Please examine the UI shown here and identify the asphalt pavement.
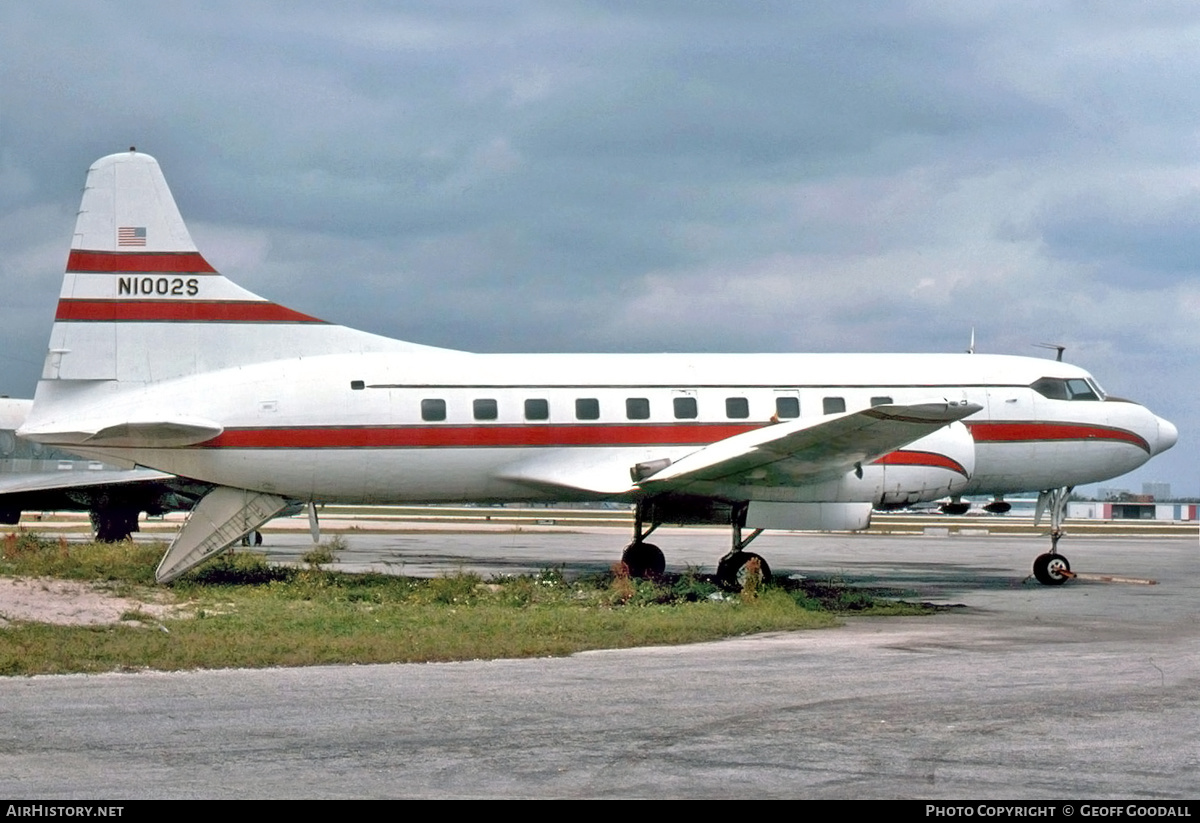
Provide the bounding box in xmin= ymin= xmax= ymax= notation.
xmin=1 ymin=528 xmax=1197 ymax=798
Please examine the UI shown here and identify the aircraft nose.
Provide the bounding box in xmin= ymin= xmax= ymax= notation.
xmin=1153 ymin=415 xmax=1178 ymax=455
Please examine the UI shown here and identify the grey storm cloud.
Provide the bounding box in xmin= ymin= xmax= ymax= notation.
xmin=1 ymin=1 xmax=1196 ymax=494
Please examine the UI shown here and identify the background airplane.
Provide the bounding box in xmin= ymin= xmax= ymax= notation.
xmin=17 ymin=151 xmax=1177 ymax=586
xmin=0 ymin=397 xmax=207 ymax=540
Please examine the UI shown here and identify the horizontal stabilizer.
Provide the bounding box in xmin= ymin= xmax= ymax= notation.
xmin=19 ymin=417 xmax=223 ymax=449
xmin=639 ymin=401 xmax=981 ymax=492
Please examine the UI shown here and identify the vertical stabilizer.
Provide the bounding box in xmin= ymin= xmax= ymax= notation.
xmin=43 ymin=150 xmax=441 ymax=389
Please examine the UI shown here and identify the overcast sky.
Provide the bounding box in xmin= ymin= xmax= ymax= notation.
xmin=1 ymin=1 xmax=1195 ymax=496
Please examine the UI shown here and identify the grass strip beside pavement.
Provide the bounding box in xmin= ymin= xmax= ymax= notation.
xmin=0 ymin=532 xmax=932 ymax=676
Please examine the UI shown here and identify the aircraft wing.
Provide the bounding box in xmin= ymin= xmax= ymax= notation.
xmin=499 ymin=401 xmax=979 ymax=497
xmin=638 ymin=402 xmax=980 ymax=492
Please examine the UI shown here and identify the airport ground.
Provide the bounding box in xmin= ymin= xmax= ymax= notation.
xmin=1 ymin=510 xmax=1197 ymax=798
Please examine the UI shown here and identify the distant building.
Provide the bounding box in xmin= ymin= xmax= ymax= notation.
xmin=1142 ymin=481 xmax=1171 ymax=500
xmin=1068 ymin=501 xmax=1197 ymax=521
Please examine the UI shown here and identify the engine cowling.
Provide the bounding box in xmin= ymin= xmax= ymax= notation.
xmin=871 ymin=421 xmax=976 ymax=508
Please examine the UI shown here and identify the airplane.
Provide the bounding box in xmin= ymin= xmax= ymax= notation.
xmin=0 ymin=396 xmax=208 ymax=540
xmin=16 ymin=150 xmax=1178 ymax=586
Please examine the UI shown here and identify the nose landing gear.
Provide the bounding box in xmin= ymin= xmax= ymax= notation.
xmin=1032 ymin=486 xmax=1075 ymax=586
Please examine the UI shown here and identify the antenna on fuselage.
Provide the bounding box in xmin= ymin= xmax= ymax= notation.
xmin=1035 ymin=342 xmax=1066 ymax=362
xmin=966 ymin=328 xmax=975 ymax=354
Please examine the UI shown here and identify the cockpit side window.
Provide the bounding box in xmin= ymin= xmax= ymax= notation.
xmin=1032 ymin=377 xmax=1101 ymax=401
xmin=1031 ymin=378 xmax=1068 ymax=400
xmin=1065 ymin=379 xmax=1099 ymax=400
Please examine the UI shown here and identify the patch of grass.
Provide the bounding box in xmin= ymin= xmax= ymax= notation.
xmin=0 ymin=538 xmax=936 ymax=675
xmin=0 ymin=531 xmax=161 ymax=584
xmin=183 ymin=551 xmax=294 ymax=586
xmin=301 ymin=533 xmax=348 ymax=569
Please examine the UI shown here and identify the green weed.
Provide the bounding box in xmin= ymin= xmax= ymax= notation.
xmin=0 ymin=546 xmax=934 ymax=675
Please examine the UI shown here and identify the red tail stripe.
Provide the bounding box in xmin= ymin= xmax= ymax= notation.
xmin=67 ymin=250 xmax=217 ymax=273
xmin=55 ymin=300 xmax=324 ymax=323
xmin=967 ymin=421 xmax=1149 ymax=453
xmin=872 ymin=450 xmax=968 ymax=477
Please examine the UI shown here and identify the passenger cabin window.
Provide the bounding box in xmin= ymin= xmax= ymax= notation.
xmin=673 ymin=397 xmax=697 ymax=419
xmin=473 ymin=399 xmax=498 ymax=421
xmin=1031 ymin=377 xmax=1101 ymax=401
xmin=421 ymin=399 xmax=446 ymax=421
xmin=626 ymin=398 xmax=650 ymax=420
xmin=575 ymin=398 xmax=600 ymax=420
xmin=725 ymin=397 xmax=749 ymax=419
xmin=823 ymin=397 xmax=846 ymax=414
xmin=871 ymin=396 xmax=893 ymax=406
xmin=350 ymin=380 xmax=365 ymax=391
xmin=774 ymin=397 xmax=799 ymax=419
xmin=525 ymin=398 xmax=549 ymax=420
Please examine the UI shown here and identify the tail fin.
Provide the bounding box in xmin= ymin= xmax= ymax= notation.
xmin=43 ymin=149 xmax=439 ymax=386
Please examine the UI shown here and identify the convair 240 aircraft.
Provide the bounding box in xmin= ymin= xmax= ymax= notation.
xmin=18 ymin=150 xmax=1178 ymax=585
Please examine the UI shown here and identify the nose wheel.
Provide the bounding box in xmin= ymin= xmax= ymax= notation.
xmin=1033 ymin=552 xmax=1072 ymax=585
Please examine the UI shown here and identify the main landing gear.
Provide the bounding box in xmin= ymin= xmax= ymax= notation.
xmin=1032 ymin=486 xmax=1074 ymax=586
xmin=621 ymin=503 xmax=666 ymax=578
xmin=716 ymin=502 xmax=772 ymax=590
xmin=622 ymin=500 xmax=772 ymax=590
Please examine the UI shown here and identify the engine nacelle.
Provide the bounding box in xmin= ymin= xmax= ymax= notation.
xmin=871 ymin=421 xmax=976 ymax=508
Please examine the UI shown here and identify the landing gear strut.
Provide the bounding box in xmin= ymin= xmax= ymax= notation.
xmin=1032 ymin=486 xmax=1074 ymax=586
xmin=90 ymin=506 xmax=140 ymax=542
xmin=716 ymin=502 xmax=772 ymax=590
xmin=621 ymin=501 xmax=665 ymax=578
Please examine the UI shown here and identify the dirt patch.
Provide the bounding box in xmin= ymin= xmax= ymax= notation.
xmin=0 ymin=577 xmax=181 ymax=626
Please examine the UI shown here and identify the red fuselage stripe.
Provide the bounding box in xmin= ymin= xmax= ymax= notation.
xmin=967 ymin=421 xmax=1149 ymax=453
xmin=54 ymin=300 xmax=325 ymax=323
xmin=202 ymin=423 xmax=761 ymax=449
xmin=193 ymin=420 xmax=1145 ymax=458
xmin=67 ymin=250 xmax=217 ymax=273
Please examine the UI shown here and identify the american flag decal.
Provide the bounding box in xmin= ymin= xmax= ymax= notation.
xmin=118 ymin=226 xmax=147 ymax=247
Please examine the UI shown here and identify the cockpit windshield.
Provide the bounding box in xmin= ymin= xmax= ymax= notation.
xmin=1031 ymin=377 xmax=1103 ymax=401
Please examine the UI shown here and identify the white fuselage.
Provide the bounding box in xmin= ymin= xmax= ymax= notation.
xmin=38 ymin=350 xmax=1175 ymax=505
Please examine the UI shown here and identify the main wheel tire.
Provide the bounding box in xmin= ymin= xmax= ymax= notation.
xmin=717 ymin=552 xmax=772 ymax=591
xmin=92 ymin=508 xmax=139 ymax=542
xmin=621 ymin=542 xmax=666 ymax=578
xmin=1033 ymin=552 xmax=1071 ymax=586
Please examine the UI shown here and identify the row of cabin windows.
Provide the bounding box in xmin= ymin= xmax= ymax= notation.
xmin=407 ymin=394 xmax=894 ymax=423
